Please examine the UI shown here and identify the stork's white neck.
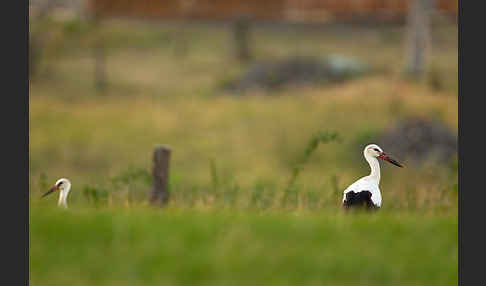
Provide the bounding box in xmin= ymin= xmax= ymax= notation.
xmin=58 ymin=184 xmax=71 ymax=208
xmin=364 ymin=152 xmax=381 ymax=184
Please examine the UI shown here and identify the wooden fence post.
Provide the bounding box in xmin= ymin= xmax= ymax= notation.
xmin=150 ymin=145 xmax=171 ymax=206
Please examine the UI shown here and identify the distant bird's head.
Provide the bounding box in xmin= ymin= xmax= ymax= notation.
xmin=42 ymin=178 xmax=71 ymax=198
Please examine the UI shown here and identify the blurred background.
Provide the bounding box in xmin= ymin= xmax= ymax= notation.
xmin=29 ymin=0 xmax=458 ymax=285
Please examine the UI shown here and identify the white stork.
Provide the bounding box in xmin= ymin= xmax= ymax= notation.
xmin=342 ymin=144 xmax=403 ymax=209
xmin=41 ymin=178 xmax=72 ymax=208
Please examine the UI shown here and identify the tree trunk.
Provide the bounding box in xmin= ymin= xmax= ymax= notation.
xmin=233 ymin=18 xmax=252 ymax=63
xmin=93 ymin=15 xmax=107 ymax=92
xmin=405 ymin=0 xmax=434 ymax=78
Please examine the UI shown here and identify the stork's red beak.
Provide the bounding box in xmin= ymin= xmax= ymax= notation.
xmin=378 ymin=152 xmax=404 ymax=168
xmin=42 ymin=185 xmax=59 ymax=198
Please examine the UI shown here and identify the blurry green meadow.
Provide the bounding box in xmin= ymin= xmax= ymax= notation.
xmin=30 ymin=18 xmax=457 ymax=285
xmin=31 ymin=207 xmax=457 ymax=286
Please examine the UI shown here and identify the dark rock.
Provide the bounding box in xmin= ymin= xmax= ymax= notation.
xmin=225 ymin=55 xmax=369 ymax=92
xmin=377 ymin=117 xmax=457 ymax=164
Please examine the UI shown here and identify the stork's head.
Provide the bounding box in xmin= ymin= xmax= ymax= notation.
xmin=364 ymin=144 xmax=404 ymax=167
xmin=42 ymin=178 xmax=71 ymax=198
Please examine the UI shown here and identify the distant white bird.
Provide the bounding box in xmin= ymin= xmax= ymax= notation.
xmin=41 ymin=178 xmax=72 ymax=208
xmin=342 ymin=144 xmax=403 ymax=209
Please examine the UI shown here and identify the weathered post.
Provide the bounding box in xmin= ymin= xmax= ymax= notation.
xmin=150 ymin=145 xmax=171 ymax=206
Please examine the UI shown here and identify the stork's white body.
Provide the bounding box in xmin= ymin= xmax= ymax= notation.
xmin=342 ymin=144 xmax=388 ymax=208
xmin=342 ymin=175 xmax=382 ymax=207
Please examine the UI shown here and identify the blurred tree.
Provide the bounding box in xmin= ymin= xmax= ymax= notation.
xmin=29 ymin=33 xmax=41 ymax=78
xmin=29 ymin=0 xmax=86 ymax=79
xmin=232 ymin=18 xmax=252 ymax=63
xmin=29 ymin=1 xmax=52 ymax=79
xmin=405 ymin=0 xmax=434 ymax=78
xmin=92 ymin=9 xmax=107 ymax=93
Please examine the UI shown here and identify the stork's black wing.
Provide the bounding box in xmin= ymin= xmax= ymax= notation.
xmin=342 ymin=191 xmax=379 ymax=210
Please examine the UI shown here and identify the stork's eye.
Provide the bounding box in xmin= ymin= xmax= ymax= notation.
xmin=57 ymin=182 xmax=63 ymax=186
xmin=373 ymin=148 xmax=379 ymax=152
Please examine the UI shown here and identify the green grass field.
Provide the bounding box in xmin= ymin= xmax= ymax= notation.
xmin=30 ymin=18 xmax=457 ymax=285
xmin=30 ymin=207 xmax=457 ymax=286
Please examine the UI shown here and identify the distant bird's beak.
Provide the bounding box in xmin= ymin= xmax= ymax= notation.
xmin=379 ymin=152 xmax=404 ymax=168
xmin=42 ymin=185 xmax=59 ymax=198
